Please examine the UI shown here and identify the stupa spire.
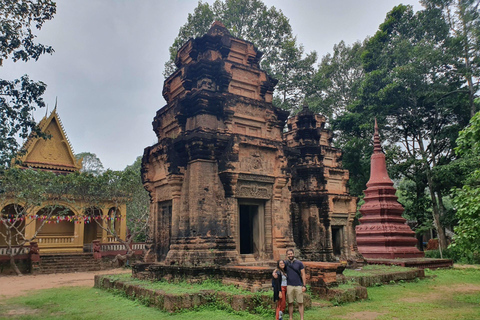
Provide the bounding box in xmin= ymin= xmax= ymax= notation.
xmin=355 ymin=120 xmax=424 ymax=259
xmin=373 ymin=118 xmax=382 ymax=154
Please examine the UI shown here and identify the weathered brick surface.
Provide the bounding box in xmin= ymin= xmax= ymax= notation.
xmin=326 ymin=286 xmax=368 ymax=303
xmin=366 ymin=258 xmax=452 ymax=270
xmin=94 ymin=274 xmax=311 ymax=313
xmin=344 ymin=269 xmax=425 ymax=287
xmin=285 ymin=107 xmax=362 ymax=263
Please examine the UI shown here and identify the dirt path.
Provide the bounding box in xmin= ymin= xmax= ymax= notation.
xmin=0 ymin=268 xmax=130 ymax=300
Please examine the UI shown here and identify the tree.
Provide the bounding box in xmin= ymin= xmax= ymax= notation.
xmin=306 ymin=40 xmax=365 ymax=122
xmin=302 ymin=40 xmax=367 ymax=196
xmin=272 ymin=38 xmax=317 ymax=113
xmin=166 ymin=0 xmax=316 ymax=111
xmin=336 ymin=5 xmax=470 ymax=250
xmin=0 ymin=168 xmax=72 ymax=275
xmin=71 ymin=162 xmax=149 ymax=266
xmin=75 ymin=152 xmax=104 ymax=176
xmin=451 ymin=111 xmax=480 ymax=260
xmin=91 ymin=168 xmax=149 ymax=265
xmin=0 ymin=0 xmax=56 ymax=168
xmin=123 ymin=157 xmax=150 ymax=242
xmin=421 ymin=0 xmax=480 ymax=117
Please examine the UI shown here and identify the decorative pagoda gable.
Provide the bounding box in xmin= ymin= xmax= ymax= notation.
xmin=16 ymin=108 xmax=82 ymax=173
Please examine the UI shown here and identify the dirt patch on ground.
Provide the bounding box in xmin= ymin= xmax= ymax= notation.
xmin=0 ymin=268 xmax=130 ymax=300
xmin=451 ymin=283 xmax=480 ymax=293
xmin=453 ymin=264 xmax=480 ymax=269
xmin=399 ymin=283 xmax=480 ymax=303
xmin=4 ymin=306 xmax=38 ymax=316
xmin=339 ymin=311 xmax=385 ymax=319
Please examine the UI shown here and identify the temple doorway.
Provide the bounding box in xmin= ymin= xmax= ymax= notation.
xmin=238 ymin=200 xmax=264 ymax=256
xmin=84 ymin=207 xmax=103 ymax=245
xmin=332 ymin=226 xmax=343 ymax=257
xmin=157 ymin=201 xmax=172 ymax=261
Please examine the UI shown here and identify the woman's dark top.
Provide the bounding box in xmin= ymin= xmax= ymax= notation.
xmin=272 ymin=270 xmax=284 ymax=301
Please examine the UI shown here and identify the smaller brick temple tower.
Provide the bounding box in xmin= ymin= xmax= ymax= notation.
xmin=355 ymin=120 xmax=424 ymax=259
xmin=285 ymin=105 xmax=361 ymax=262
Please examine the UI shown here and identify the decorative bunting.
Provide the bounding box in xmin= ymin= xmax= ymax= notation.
xmin=1 ymin=214 xmax=124 ymax=224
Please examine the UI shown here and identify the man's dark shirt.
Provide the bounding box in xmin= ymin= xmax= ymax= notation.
xmin=285 ymin=259 xmax=304 ymax=286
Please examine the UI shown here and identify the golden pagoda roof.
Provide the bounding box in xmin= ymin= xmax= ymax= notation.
xmin=16 ymin=106 xmax=82 ymax=173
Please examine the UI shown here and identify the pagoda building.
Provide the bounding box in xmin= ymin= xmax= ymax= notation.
xmin=1 ymin=108 xmax=127 ymax=253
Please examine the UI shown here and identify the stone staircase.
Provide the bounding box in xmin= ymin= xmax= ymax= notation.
xmin=237 ymin=254 xmax=275 ymax=267
xmin=35 ymin=253 xmax=105 ymax=274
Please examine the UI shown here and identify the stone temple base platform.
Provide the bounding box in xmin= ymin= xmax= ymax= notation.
xmin=133 ymin=261 xmax=345 ymax=293
xmin=95 ymin=273 xmax=312 ymax=313
xmin=366 ymin=257 xmax=453 ymax=269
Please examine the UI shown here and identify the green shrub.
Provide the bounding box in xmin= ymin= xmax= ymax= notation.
xmin=424 ymin=247 xmax=480 ymax=264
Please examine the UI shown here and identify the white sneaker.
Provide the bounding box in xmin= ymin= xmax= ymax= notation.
xmin=279 ymin=310 xmax=283 ymax=320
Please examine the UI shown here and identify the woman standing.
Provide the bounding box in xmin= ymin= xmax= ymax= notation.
xmin=272 ymin=260 xmax=287 ymax=320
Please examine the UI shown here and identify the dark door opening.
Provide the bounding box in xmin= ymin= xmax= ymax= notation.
xmin=158 ymin=201 xmax=172 ymax=261
xmin=239 ymin=205 xmax=257 ymax=254
xmin=332 ymin=227 xmax=342 ymax=256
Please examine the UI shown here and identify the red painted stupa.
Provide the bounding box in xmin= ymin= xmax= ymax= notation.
xmin=355 ymin=120 xmax=424 ymax=259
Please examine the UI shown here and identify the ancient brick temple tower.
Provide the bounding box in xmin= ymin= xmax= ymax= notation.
xmin=285 ymin=105 xmax=361 ymax=262
xmin=355 ymin=120 xmax=424 ymax=259
xmin=142 ymin=22 xmax=361 ymax=266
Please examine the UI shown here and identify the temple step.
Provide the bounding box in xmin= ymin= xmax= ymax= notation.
xmin=34 ymin=253 xmax=106 ymax=274
xmin=237 ymin=255 xmax=275 ymax=267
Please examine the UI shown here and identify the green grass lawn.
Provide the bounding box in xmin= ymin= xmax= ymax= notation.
xmin=1 ymin=267 xmax=479 ymax=320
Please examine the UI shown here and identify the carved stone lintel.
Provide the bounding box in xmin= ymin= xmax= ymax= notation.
xmin=236 ymin=181 xmax=272 ymax=199
xmin=330 ymin=217 xmax=347 ymax=226
xmin=238 ymin=173 xmax=275 ymax=183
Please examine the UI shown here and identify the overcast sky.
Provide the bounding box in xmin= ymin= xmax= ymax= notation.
xmin=2 ymin=0 xmax=421 ymax=170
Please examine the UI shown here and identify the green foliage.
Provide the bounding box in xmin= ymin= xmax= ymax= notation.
xmin=272 ymin=38 xmax=317 ymax=113
xmin=421 ymin=0 xmax=480 ymax=117
xmin=75 ymin=152 xmax=105 ymax=176
xmin=166 ymin=0 xmax=316 ymax=111
xmin=333 ymin=4 xmax=472 ymax=248
xmin=122 ymin=157 xmax=149 ymax=242
xmin=0 ymin=0 xmax=56 ymax=168
xmin=306 ymin=40 xmax=367 ymax=196
xmin=451 ymin=112 xmax=480 ymax=258
xmin=396 ymin=178 xmax=434 ymax=234
xmin=63 ymin=162 xmax=149 ymax=242
xmin=306 ymin=40 xmax=365 ymax=121
xmin=425 ymin=248 xmax=480 ymax=264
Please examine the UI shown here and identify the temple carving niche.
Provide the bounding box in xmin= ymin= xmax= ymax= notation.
xmin=142 ymin=22 xmax=362 ymax=266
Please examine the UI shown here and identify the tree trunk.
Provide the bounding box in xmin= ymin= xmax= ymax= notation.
xmin=9 ymin=253 xmax=22 ymax=276
xmin=417 ymin=139 xmax=448 ymax=251
xmin=111 ymin=237 xmax=134 ymax=267
xmin=459 ymin=2 xmax=477 ymax=118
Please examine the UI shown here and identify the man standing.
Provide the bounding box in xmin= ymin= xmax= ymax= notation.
xmin=273 ymin=249 xmax=306 ymax=320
